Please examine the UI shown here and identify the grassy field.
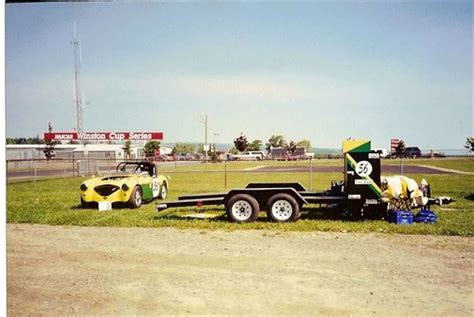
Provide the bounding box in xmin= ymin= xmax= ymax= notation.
xmin=382 ymin=157 xmax=474 ymax=173
xmin=157 ymin=157 xmax=474 ymax=173
xmin=6 ymin=158 xmax=473 ymax=236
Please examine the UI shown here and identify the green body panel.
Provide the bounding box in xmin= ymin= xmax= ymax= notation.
xmin=141 ymin=182 xmax=154 ymax=200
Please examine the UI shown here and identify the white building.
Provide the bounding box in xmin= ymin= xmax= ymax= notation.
xmin=6 ymin=144 xmax=174 ymax=161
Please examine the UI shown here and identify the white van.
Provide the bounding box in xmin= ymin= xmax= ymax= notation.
xmin=373 ymin=148 xmax=389 ymax=158
xmin=233 ymin=151 xmax=265 ymax=161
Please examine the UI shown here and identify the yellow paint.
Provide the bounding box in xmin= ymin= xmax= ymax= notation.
xmin=342 ymin=140 xmax=371 ymax=153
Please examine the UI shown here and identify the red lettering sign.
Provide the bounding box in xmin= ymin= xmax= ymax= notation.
xmin=44 ymin=132 xmax=164 ymax=141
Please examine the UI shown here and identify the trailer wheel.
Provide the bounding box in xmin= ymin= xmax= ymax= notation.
xmin=266 ymin=193 xmax=300 ymax=222
xmin=226 ymin=194 xmax=259 ymax=223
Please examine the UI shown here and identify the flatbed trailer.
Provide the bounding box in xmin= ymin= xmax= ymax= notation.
xmin=156 ymin=140 xmax=394 ymax=223
xmin=156 ymin=182 xmax=352 ymax=222
xmin=156 ymin=140 xmax=454 ymax=223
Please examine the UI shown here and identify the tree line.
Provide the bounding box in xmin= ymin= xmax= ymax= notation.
xmin=232 ymin=133 xmax=311 ymax=154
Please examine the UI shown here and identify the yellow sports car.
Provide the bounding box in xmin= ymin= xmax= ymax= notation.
xmin=80 ymin=161 xmax=168 ymax=209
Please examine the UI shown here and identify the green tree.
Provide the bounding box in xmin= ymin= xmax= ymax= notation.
xmin=395 ymin=140 xmax=406 ymax=157
xmin=43 ymin=123 xmax=58 ymax=160
xmin=26 ymin=136 xmax=45 ymax=144
xmin=16 ymin=138 xmax=27 ymax=144
xmin=197 ymin=144 xmax=205 ymax=153
xmin=209 ymin=151 xmax=219 ymax=162
xmin=143 ymin=140 xmax=161 ymax=157
xmin=287 ymin=140 xmax=297 ymax=155
xmin=6 ymin=138 xmax=15 ymax=144
xmin=233 ymin=133 xmax=249 ymax=152
xmin=247 ymin=139 xmax=263 ymax=151
xmin=122 ymin=140 xmax=132 ymax=160
xmin=174 ymin=142 xmax=196 ymax=154
xmin=266 ymin=135 xmax=287 ymax=152
xmin=297 ymin=139 xmax=312 ymax=152
xmin=465 ymin=137 xmax=474 ymax=152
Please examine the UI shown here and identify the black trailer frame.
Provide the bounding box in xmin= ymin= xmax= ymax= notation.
xmin=156 ymin=182 xmax=355 ymax=222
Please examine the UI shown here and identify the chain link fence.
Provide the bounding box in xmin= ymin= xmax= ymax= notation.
xmin=6 ymin=158 xmax=120 ymax=184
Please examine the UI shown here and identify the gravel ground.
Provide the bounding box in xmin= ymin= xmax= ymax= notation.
xmin=7 ymin=224 xmax=473 ymax=316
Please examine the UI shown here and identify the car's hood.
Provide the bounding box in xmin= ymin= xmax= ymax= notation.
xmin=82 ymin=174 xmax=138 ymax=187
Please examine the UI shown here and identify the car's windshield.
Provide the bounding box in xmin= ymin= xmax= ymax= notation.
xmin=116 ymin=162 xmax=154 ymax=175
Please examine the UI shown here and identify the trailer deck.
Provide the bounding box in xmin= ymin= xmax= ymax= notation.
xmin=156 ymin=183 xmax=348 ymax=212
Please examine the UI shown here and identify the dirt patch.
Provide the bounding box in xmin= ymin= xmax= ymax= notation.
xmin=7 ymin=224 xmax=473 ymax=316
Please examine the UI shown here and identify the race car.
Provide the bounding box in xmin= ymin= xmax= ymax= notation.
xmin=80 ymin=161 xmax=168 ymax=209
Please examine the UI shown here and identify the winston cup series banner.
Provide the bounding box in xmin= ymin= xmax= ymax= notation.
xmin=44 ymin=132 xmax=163 ymax=141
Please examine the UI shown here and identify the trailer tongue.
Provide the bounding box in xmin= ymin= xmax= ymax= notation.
xmin=156 ymin=140 xmax=453 ymax=223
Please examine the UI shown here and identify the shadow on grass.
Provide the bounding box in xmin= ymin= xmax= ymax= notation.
xmin=70 ymin=201 xmax=157 ymax=211
xmin=154 ymin=213 xmax=228 ymax=222
xmin=465 ymin=193 xmax=474 ymax=201
xmin=70 ymin=205 xmax=85 ymax=210
xmin=299 ymin=207 xmax=369 ymax=222
xmin=153 ymin=207 xmax=378 ymax=223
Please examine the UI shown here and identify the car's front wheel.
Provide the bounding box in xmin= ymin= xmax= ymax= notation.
xmin=128 ymin=186 xmax=143 ymax=209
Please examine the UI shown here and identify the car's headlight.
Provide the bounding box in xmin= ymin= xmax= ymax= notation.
xmin=122 ymin=184 xmax=129 ymax=191
xmin=80 ymin=184 xmax=88 ymax=191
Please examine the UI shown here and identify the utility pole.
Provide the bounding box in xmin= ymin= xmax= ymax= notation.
xmin=197 ymin=114 xmax=208 ymax=162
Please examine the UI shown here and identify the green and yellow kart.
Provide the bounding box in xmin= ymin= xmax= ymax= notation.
xmin=80 ymin=161 xmax=168 ymax=209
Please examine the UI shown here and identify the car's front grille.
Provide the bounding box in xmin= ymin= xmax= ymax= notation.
xmin=94 ymin=184 xmax=120 ymax=197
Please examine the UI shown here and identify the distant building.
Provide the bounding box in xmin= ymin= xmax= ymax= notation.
xmin=6 ymin=144 xmax=173 ymax=161
xmin=270 ymin=147 xmax=287 ymax=159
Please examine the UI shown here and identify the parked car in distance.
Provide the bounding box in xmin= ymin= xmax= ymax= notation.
xmin=175 ymin=153 xmax=194 ymax=161
xmin=157 ymin=154 xmax=175 ymax=162
xmin=233 ymin=151 xmax=265 ymax=161
xmin=403 ymin=147 xmax=422 ymax=158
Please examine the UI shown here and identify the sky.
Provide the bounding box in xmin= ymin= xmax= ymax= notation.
xmin=5 ymin=1 xmax=473 ymax=150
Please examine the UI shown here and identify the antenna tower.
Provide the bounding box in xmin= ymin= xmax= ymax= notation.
xmin=72 ymin=21 xmax=83 ymax=135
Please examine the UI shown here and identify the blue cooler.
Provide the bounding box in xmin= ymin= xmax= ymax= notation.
xmin=415 ymin=210 xmax=437 ymax=223
xmin=388 ymin=210 xmax=414 ymax=225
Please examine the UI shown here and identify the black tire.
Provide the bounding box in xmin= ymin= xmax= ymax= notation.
xmin=266 ymin=193 xmax=300 ymax=222
xmin=158 ymin=182 xmax=168 ymax=200
xmin=127 ymin=186 xmax=143 ymax=209
xmin=80 ymin=197 xmax=90 ymax=208
xmin=226 ymin=194 xmax=259 ymax=223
